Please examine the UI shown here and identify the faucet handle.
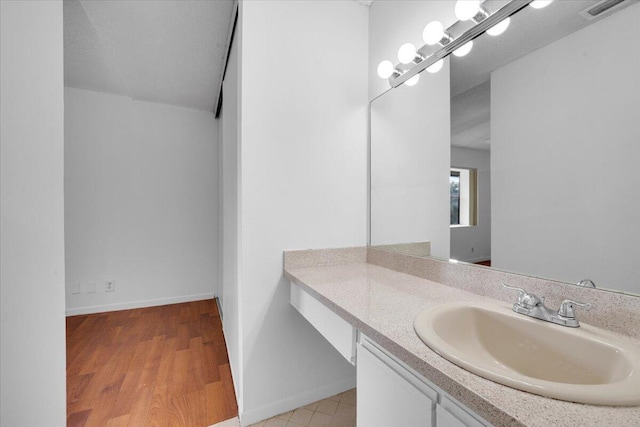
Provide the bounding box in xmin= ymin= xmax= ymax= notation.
xmin=501 ymin=283 xmax=542 ymax=308
xmin=558 ymin=300 xmax=592 ymax=319
xmin=501 ymin=282 xmax=526 ymax=294
xmin=576 ymin=279 xmax=596 ymax=288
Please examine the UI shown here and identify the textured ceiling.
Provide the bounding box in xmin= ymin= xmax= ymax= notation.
xmin=450 ymin=0 xmax=605 ymax=97
xmin=451 ymin=80 xmax=490 ymax=151
xmin=64 ymin=0 xmax=234 ymax=112
xmin=450 ymin=0 xmax=629 ymax=151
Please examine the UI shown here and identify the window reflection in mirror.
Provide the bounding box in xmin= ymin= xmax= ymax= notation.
xmin=449 ymin=168 xmax=477 ymax=227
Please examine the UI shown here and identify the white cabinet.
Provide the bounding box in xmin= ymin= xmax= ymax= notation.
xmin=437 ymin=396 xmax=487 ymax=427
xmin=290 ymin=282 xmax=356 ymax=365
xmin=357 ymin=338 xmax=437 ymax=427
xmin=357 ymin=335 xmax=490 ymax=427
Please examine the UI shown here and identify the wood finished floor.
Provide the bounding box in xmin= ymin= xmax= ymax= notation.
xmin=66 ymin=299 xmax=237 ymax=427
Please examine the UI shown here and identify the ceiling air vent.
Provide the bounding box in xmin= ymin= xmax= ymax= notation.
xmin=579 ymin=0 xmax=630 ymax=21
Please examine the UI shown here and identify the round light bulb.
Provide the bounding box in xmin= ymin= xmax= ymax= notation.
xmin=427 ymin=59 xmax=444 ymax=74
xmin=377 ymin=60 xmax=395 ymax=79
xmin=453 ymin=40 xmax=473 ymax=57
xmin=405 ymin=74 xmax=420 ymax=87
xmin=423 ymin=21 xmax=445 ymax=46
xmin=397 ymin=43 xmax=417 ymax=64
xmin=530 ymin=0 xmax=553 ymax=9
xmin=455 ymin=0 xmax=481 ymax=21
xmin=486 ymin=17 xmax=510 ymax=36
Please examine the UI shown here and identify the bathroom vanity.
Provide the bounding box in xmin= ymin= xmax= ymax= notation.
xmin=290 ymin=271 xmax=487 ymax=426
xmin=285 ymin=247 xmax=640 ymax=427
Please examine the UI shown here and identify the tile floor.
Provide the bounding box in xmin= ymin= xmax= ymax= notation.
xmin=210 ymin=418 xmax=241 ymax=427
xmin=249 ymin=389 xmax=356 ymax=427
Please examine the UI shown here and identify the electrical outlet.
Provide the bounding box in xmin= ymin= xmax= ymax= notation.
xmin=86 ymin=281 xmax=96 ymax=293
xmin=105 ymin=280 xmax=115 ymax=292
xmin=70 ymin=282 xmax=81 ymax=295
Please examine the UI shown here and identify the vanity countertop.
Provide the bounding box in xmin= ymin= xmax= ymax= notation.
xmin=284 ymin=258 xmax=640 ymax=427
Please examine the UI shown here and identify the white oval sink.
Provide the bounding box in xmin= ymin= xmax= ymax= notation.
xmin=414 ymin=302 xmax=640 ymax=406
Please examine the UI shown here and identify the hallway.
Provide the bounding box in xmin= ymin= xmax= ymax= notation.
xmin=66 ymin=299 xmax=237 ymax=426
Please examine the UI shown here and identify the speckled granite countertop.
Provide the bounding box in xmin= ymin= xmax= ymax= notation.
xmin=284 ymin=256 xmax=640 ymax=427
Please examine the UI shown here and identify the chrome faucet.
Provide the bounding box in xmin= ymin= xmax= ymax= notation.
xmin=502 ymin=283 xmax=591 ymax=328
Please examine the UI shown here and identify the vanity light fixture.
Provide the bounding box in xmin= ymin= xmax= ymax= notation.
xmin=455 ymin=0 xmax=481 ymax=21
xmin=378 ymin=59 xmax=413 ymax=83
xmin=377 ymin=60 xmax=400 ymax=79
xmin=397 ymin=43 xmax=427 ymax=65
xmin=455 ymin=0 xmax=491 ymax=23
xmin=453 ymin=40 xmax=474 ymax=57
xmin=405 ymin=74 xmax=420 ymax=86
xmin=378 ymin=0 xmax=540 ymax=88
xmin=426 ymin=59 xmax=444 ymax=73
xmin=398 ymin=43 xmax=417 ymax=64
xmin=486 ymin=17 xmax=511 ymax=36
xmin=530 ymin=0 xmax=554 ymax=9
xmin=412 ymin=52 xmax=427 ymax=64
xmin=423 ymin=21 xmax=453 ymax=46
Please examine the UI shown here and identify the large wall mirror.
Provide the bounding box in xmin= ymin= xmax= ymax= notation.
xmin=370 ymin=0 xmax=640 ymax=295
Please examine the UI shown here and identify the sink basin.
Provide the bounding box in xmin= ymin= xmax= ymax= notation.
xmin=414 ymin=302 xmax=640 ymax=406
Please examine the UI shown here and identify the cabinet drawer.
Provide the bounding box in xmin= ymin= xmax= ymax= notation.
xmin=290 ymin=282 xmax=356 ymax=365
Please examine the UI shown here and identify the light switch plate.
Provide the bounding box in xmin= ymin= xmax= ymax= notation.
xmin=86 ymin=281 xmax=96 ymax=293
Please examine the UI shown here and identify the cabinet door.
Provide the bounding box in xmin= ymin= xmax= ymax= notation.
xmin=437 ymin=396 xmax=489 ymax=427
xmin=357 ymin=341 xmax=436 ymax=427
xmin=436 ymin=405 xmax=467 ymax=427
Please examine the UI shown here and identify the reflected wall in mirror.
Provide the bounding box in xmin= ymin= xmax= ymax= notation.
xmin=370 ymin=58 xmax=451 ymax=260
xmin=370 ymin=0 xmax=640 ymax=295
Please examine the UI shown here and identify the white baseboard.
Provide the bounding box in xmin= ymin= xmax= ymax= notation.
xmin=239 ymin=376 xmax=356 ymax=426
xmin=216 ymin=297 xmax=223 ymax=320
xmin=65 ymin=292 xmax=216 ymax=316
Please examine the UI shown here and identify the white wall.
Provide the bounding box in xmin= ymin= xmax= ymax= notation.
xmin=369 ymin=1 xmax=456 ymax=100
xmin=65 ymin=88 xmax=218 ymax=314
xmin=236 ymin=1 xmax=368 ymax=423
xmin=370 ymin=63 xmax=451 ymax=260
xmin=450 ymin=147 xmax=491 ymax=263
xmin=0 ymin=1 xmax=67 ymax=425
xmin=491 ymin=3 xmax=640 ymax=293
xmin=220 ymin=26 xmax=243 ymax=410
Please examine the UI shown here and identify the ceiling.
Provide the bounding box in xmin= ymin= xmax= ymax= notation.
xmin=450 ymin=0 xmax=634 ymax=151
xmin=64 ymin=0 xmax=235 ymax=112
